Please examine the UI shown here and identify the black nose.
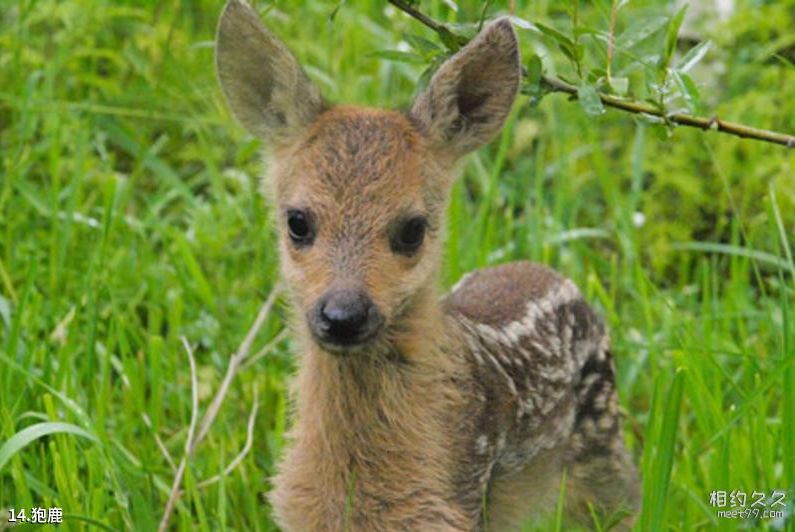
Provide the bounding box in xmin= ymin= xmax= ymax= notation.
xmin=311 ymin=289 xmax=382 ymax=347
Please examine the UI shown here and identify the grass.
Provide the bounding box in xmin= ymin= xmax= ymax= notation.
xmin=1 ymin=0 xmax=794 ymax=530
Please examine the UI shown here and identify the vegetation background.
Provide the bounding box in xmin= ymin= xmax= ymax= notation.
xmin=1 ymin=0 xmax=793 ymax=529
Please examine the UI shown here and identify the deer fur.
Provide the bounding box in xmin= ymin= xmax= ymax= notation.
xmin=216 ymin=1 xmax=640 ymax=530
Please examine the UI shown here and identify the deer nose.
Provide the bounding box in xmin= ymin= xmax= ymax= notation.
xmin=311 ymin=289 xmax=383 ymax=348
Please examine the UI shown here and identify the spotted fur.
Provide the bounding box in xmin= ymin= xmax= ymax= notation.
xmin=443 ymin=263 xmax=640 ymax=528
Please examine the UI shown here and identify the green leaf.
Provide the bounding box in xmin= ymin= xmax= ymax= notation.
xmin=589 ymin=67 xmax=607 ymax=80
xmin=615 ymin=15 xmax=668 ymax=51
xmin=577 ymin=83 xmax=605 ymax=116
xmin=677 ymin=40 xmax=712 ymax=73
xmin=0 ymin=422 xmax=100 ymax=473
xmin=328 ymin=0 xmax=345 ymax=22
xmin=609 ymin=76 xmax=629 ymax=96
xmin=558 ymin=42 xmax=579 ymax=66
xmin=532 ymin=22 xmax=581 ymax=69
xmin=369 ymin=50 xmax=426 ymax=65
xmin=402 ymin=33 xmax=442 ymax=56
xmin=534 ymin=22 xmax=575 ymax=51
xmin=507 ymin=16 xmax=535 ymax=31
xmin=436 ymin=27 xmax=468 ymax=52
xmin=527 ymin=55 xmax=543 ymax=87
xmin=447 ymin=22 xmax=480 ymax=41
xmin=575 ymin=43 xmax=585 ymax=63
xmin=573 ymin=26 xmax=602 ymax=40
xmin=671 ymin=71 xmax=701 ymax=113
xmin=662 ymin=6 xmax=688 ymax=70
xmin=524 ymin=55 xmax=545 ymax=107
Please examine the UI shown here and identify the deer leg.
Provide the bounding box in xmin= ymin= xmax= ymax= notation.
xmin=565 ymin=349 xmax=641 ymax=529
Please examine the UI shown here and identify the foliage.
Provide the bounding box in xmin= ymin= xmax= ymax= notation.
xmin=0 ymin=0 xmax=793 ymax=530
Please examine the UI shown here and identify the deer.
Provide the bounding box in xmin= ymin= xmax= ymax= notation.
xmin=215 ymin=1 xmax=640 ymax=530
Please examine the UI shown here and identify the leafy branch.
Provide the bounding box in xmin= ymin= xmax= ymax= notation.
xmin=386 ymin=0 xmax=795 ymax=148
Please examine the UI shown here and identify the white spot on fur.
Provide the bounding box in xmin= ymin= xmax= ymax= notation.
xmin=581 ymin=418 xmax=597 ymax=438
xmin=496 ymin=431 xmax=507 ymax=454
xmin=598 ymin=413 xmax=615 ymax=430
xmin=598 ymin=334 xmax=611 ymax=355
xmin=529 ymin=339 xmax=555 ymax=360
xmin=470 ymin=347 xmax=484 ymax=365
xmin=519 ymin=396 xmax=536 ymax=416
xmin=498 ymin=280 xmax=580 ymax=340
xmin=472 ymin=279 xmax=581 ymax=347
xmin=487 ymin=353 xmax=519 ymax=397
xmin=593 ymin=388 xmax=609 ymax=411
xmin=581 ymin=373 xmax=601 ymax=389
xmin=475 ymin=434 xmax=489 ymax=455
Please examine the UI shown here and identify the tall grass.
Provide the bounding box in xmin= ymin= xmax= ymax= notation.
xmin=1 ymin=0 xmax=794 ymax=530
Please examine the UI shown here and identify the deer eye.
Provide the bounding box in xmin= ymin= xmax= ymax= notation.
xmin=391 ymin=216 xmax=427 ymax=255
xmin=287 ymin=209 xmax=314 ymax=246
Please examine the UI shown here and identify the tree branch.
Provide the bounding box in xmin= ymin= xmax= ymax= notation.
xmin=540 ymin=76 xmax=795 ymax=148
xmin=388 ymin=0 xmax=446 ymax=33
xmin=387 ymin=0 xmax=795 ymax=149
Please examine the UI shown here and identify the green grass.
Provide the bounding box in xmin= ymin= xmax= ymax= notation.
xmin=1 ymin=0 xmax=794 ymax=530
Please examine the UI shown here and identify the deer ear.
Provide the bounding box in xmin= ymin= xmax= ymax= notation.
xmin=410 ymin=18 xmax=520 ymax=157
xmin=216 ymin=0 xmax=325 ymax=142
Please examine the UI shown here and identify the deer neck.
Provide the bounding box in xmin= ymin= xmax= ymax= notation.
xmin=273 ymin=288 xmax=469 ymax=526
xmin=290 ymin=288 xmax=456 ymax=455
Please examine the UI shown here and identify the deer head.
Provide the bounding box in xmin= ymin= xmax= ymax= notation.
xmin=216 ymin=0 xmax=520 ymax=357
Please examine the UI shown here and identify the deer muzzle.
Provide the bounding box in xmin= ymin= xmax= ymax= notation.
xmin=308 ymin=287 xmax=385 ymax=351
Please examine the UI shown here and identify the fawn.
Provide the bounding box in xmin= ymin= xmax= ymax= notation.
xmin=216 ymin=1 xmax=640 ymax=529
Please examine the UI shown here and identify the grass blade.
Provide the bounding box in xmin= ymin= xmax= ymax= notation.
xmin=0 ymin=422 xmax=100 ymax=473
xmin=642 ymin=369 xmax=685 ymax=531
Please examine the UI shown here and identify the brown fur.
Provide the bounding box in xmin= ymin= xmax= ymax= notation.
xmin=216 ymin=2 xmax=640 ymax=530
